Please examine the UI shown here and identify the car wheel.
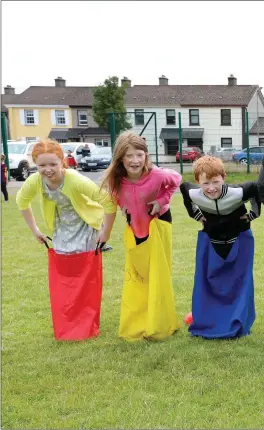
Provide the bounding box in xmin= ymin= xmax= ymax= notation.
xmin=16 ymin=163 xmax=30 ymax=181
xmin=239 ymin=158 xmax=248 ymax=165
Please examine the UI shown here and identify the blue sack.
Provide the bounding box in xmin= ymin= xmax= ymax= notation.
xmin=189 ymin=230 xmax=256 ymax=339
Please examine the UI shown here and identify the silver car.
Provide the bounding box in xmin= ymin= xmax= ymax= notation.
xmin=207 ymin=147 xmax=238 ymax=162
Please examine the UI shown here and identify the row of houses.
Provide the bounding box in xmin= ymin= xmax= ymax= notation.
xmin=2 ymin=75 xmax=264 ymax=162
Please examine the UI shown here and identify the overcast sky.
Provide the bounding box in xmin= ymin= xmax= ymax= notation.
xmin=2 ymin=1 xmax=264 ymax=94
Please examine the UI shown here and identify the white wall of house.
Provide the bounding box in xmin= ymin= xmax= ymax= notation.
xmin=249 ymin=135 xmax=264 ymax=146
xmin=126 ymin=106 xmax=244 ymax=162
xmin=247 ymin=89 xmax=264 ymax=129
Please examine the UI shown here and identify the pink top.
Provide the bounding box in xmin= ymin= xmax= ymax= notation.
xmin=117 ymin=167 xmax=182 ymax=238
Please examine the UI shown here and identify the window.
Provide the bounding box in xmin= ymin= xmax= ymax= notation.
xmin=26 ymin=137 xmax=36 ymax=142
xmin=24 ymin=110 xmax=35 ymax=125
xmin=165 ymin=139 xmax=178 ymax=155
xmin=135 ymin=109 xmax=144 ymax=126
xmin=189 ymin=109 xmax=200 ymax=126
xmin=95 ymin=139 xmax=109 ymax=147
xmin=27 ymin=144 xmax=35 ymax=154
xmin=221 ymin=138 xmax=232 ymax=148
xmin=57 ymin=139 xmax=68 ymax=143
xmin=166 ymin=109 xmax=176 ymax=125
xmin=221 ymin=109 xmax=231 ymax=126
xmin=55 ymin=110 xmax=66 ymax=125
xmin=78 ymin=110 xmax=88 ymax=126
xmin=259 ymin=138 xmax=264 ymax=145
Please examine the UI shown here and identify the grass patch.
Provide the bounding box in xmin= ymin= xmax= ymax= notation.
xmin=2 ymin=194 xmax=264 ymax=429
xmin=182 ymin=169 xmax=260 ymax=184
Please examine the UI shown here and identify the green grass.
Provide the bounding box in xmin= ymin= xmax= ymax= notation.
xmin=182 ymin=170 xmax=261 ymax=184
xmin=2 ymin=193 xmax=264 ymax=429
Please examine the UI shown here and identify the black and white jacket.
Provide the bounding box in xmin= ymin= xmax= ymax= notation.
xmin=180 ymin=181 xmax=261 ymax=244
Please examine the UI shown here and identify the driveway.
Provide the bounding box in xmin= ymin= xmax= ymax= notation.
xmin=7 ymin=163 xmax=192 ymax=192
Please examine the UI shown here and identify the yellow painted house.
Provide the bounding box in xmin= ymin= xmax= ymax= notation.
xmin=4 ymin=77 xmax=111 ymax=144
xmin=7 ymin=105 xmax=72 ymax=141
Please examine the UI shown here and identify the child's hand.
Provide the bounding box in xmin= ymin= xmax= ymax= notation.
xmin=199 ymin=216 xmax=206 ymax=224
xmin=33 ymin=228 xmax=48 ymax=245
xmin=240 ymin=214 xmax=249 ymax=222
xmin=147 ymin=200 xmax=161 ymax=216
xmin=121 ymin=206 xmax=129 ymax=218
xmin=98 ymin=229 xmax=110 ymax=244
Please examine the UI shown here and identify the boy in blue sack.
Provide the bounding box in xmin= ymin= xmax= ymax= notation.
xmin=180 ymin=156 xmax=261 ymax=339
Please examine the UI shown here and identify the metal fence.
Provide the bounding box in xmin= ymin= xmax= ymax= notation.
xmin=109 ymin=109 xmax=264 ymax=174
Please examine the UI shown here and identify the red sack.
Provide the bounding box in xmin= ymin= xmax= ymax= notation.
xmin=47 ymin=245 xmax=103 ymax=341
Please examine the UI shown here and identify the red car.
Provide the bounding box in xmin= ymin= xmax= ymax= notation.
xmin=176 ymin=147 xmax=203 ymax=163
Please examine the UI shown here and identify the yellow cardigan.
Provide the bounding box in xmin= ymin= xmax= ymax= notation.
xmin=16 ymin=169 xmax=117 ymax=233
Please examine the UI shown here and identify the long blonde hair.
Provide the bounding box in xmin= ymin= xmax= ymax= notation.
xmin=101 ymin=131 xmax=152 ymax=198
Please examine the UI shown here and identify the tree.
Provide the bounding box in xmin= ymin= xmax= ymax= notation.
xmin=92 ymin=76 xmax=131 ymax=136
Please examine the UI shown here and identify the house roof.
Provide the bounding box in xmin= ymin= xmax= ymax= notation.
xmin=3 ymin=84 xmax=261 ymax=108
xmin=48 ymin=127 xmax=109 ymax=139
xmin=249 ymin=117 xmax=264 ymax=135
xmin=160 ymin=128 xmax=204 ymax=140
xmin=79 ymin=127 xmax=109 ymax=136
xmin=125 ymin=85 xmax=259 ymax=107
xmin=3 ymin=86 xmax=95 ymax=106
xmin=1 ymin=94 xmax=18 ymax=112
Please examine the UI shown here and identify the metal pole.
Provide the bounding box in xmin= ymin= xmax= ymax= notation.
xmin=246 ymin=110 xmax=250 ymax=174
xmin=109 ymin=112 xmax=116 ymax=153
xmin=154 ymin=112 xmax=158 ymax=166
xmin=1 ymin=112 xmax=10 ymax=179
xmin=139 ymin=113 xmax=154 ymax=136
xmin=178 ymin=112 xmax=183 ymax=175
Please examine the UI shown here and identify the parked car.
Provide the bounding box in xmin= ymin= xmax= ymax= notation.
xmin=60 ymin=142 xmax=96 ymax=165
xmin=176 ymin=147 xmax=203 ymax=163
xmin=232 ymin=147 xmax=264 ymax=165
xmin=79 ymin=146 xmax=112 ymax=171
xmin=207 ymin=147 xmax=239 ymax=162
xmin=5 ymin=141 xmax=37 ymax=180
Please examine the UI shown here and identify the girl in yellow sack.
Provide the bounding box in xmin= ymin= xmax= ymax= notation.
xmin=101 ymin=132 xmax=182 ymax=341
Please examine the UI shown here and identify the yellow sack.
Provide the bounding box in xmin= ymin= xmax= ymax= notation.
xmin=119 ymin=218 xmax=180 ymax=341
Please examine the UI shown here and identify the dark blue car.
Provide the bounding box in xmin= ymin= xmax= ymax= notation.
xmin=80 ymin=146 xmax=112 ymax=171
xmin=232 ymin=146 xmax=264 ymax=165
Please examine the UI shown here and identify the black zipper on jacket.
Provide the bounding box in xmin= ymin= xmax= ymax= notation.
xmin=215 ymin=199 xmax=220 ymax=215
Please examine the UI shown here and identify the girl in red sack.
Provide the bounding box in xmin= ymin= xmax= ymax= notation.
xmin=66 ymin=149 xmax=77 ymax=169
xmin=101 ymin=132 xmax=182 ymax=340
xmin=16 ymin=139 xmax=116 ymax=341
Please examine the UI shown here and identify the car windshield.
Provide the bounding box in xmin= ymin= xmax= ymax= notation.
xmin=61 ymin=144 xmax=78 ymax=152
xmin=91 ymin=147 xmax=111 ymax=155
xmin=7 ymin=144 xmax=27 ymax=154
xmin=184 ymin=148 xmax=200 ymax=152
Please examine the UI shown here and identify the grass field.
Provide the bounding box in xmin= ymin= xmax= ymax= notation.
xmin=2 ymin=183 xmax=264 ymax=429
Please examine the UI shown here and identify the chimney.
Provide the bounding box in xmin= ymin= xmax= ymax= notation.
xmin=228 ymin=74 xmax=237 ymax=86
xmin=159 ymin=75 xmax=169 ymax=86
xmin=55 ymin=76 xmax=66 ymax=88
xmin=4 ymin=85 xmax=15 ymax=95
xmin=121 ymin=76 xmax=131 ymax=87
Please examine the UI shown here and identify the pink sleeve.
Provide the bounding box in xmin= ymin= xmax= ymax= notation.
xmin=155 ymin=168 xmax=182 ymax=207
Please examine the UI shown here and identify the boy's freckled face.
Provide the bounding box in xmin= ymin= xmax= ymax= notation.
xmin=198 ymin=173 xmax=225 ymax=200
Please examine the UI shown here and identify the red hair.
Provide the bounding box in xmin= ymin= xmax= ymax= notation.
xmin=32 ymin=139 xmax=68 ymax=168
xmin=193 ymin=156 xmax=226 ymax=181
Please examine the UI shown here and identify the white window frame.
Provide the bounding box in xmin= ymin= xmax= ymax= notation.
xmin=24 ymin=110 xmax=35 ymax=125
xmin=55 ymin=110 xmax=66 ymax=125
xmin=166 ymin=109 xmax=176 ymax=125
xmin=95 ymin=139 xmax=109 ymax=146
xmin=135 ymin=109 xmax=144 ymax=126
xmin=221 ymin=138 xmax=232 ymax=148
xmin=78 ymin=110 xmax=88 ymax=126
